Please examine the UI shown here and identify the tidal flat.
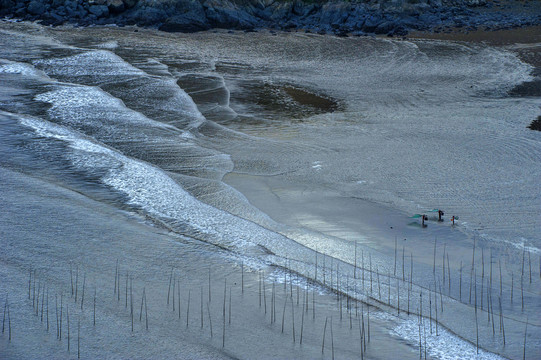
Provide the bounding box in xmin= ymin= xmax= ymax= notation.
xmin=0 ymin=21 xmax=540 ymax=359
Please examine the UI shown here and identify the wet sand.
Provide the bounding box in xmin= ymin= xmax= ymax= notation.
xmin=0 ymin=167 xmax=423 ymax=359
xmin=224 ymin=163 xmax=541 ymax=359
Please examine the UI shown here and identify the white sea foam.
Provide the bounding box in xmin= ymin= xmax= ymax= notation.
xmin=33 ymin=50 xmax=206 ymax=127
xmin=376 ymin=312 xmax=504 ymax=360
xmin=34 ymin=49 xmax=145 ymax=77
xmin=35 ymin=86 xmax=181 ymax=132
xmin=96 ymin=40 xmax=118 ymax=49
xmin=0 ymin=61 xmax=51 ymax=79
xmin=18 ymin=116 xmax=291 ymax=259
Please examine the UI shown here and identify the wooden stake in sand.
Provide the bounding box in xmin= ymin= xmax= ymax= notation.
xmin=511 ymin=272 xmax=514 ymax=303
xmin=402 ymin=246 xmax=405 ymax=282
xmin=55 ymin=295 xmax=59 ymax=339
xmin=114 ymin=260 xmax=118 ymax=296
xmin=433 ymin=237 xmax=437 ymax=275
xmin=475 ymin=310 xmax=479 ymax=354
xmin=67 ymin=303 xmax=70 ymax=352
xmin=229 ymin=286 xmax=232 ymax=325
xmin=81 ymin=274 xmax=86 ymax=310
xmin=70 ymin=263 xmax=73 ymax=296
xmin=395 ymin=237 xmax=398 ymax=276
xmin=330 ymin=317 xmax=335 ymax=360
xmin=7 ymin=302 xmax=11 ymax=343
xmin=47 ymin=288 xmax=49 ymax=331
xmin=187 ymin=289 xmax=191 ymax=328
xmin=300 ymin=292 xmax=305 ymax=344
xmin=281 ymin=295 xmax=287 ymax=333
xmin=77 ymin=318 xmax=80 ymax=359
xmin=2 ymin=296 xmax=7 ymax=334
xmin=459 ymin=261 xmax=463 ymax=302
xmin=28 ymin=268 xmax=32 ymax=300
xmin=207 ymin=302 xmax=213 ymax=338
xmin=291 ymin=297 xmax=295 ymax=343
xmin=167 ymin=267 xmax=173 ymax=306
xmin=200 ymin=287 xmax=204 ymax=329
xmin=140 ymin=287 xmax=145 ymax=322
xmin=145 ymin=290 xmax=148 ymax=331
xmin=75 ymin=266 xmax=79 ymax=304
xmin=523 ymin=319 xmax=528 ymax=360
xmin=93 ymin=288 xmax=96 ymax=326
xmin=322 ymin=316 xmax=328 ymax=354
xmin=429 ymin=286 xmax=432 ymax=334
xmin=41 ymin=284 xmax=44 ymax=322
xmin=222 ymin=281 xmax=226 ymax=347
xmin=442 ymin=244 xmax=446 ymax=286
xmin=60 ymin=293 xmax=63 ymax=340
xmin=356 ymin=240 xmax=359 ymax=279
xmin=470 ymin=237 xmax=476 ymax=304
xmin=125 ymin=272 xmax=128 ymax=309
xmin=172 ymin=274 xmax=176 ymax=312
xmin=130 ymin=277 xmax=134 ymax=332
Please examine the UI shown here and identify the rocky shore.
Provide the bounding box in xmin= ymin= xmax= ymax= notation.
xmin=1 ymin=0 xmax=540 ymax=37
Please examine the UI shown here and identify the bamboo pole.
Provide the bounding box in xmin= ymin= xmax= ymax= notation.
xmin=433 ymin=238 xmax=437 ymax=276
xmin=167 ymin=267 xmax=173 ymax=306
xmin=330 ymin=317 xmax=335 ymax=360
xmin=470 ymin=237 xmax=476 ymax=304
xmin=395 ymin=237 xmax=398 ymax=276
xmin=187 ymin=289 xmax=191 ymax=328
xmin=207 ymin=302 xmax=213 ymax=338
xmin=81 ymin=274 xmax=85 ymax=310
xmin=75 ymin=266 xmax=78 ymax=304
xmin=321 ymin=316 xmax=328 ymax=354
xmin=300 ymin=291 xmax=305 ymax=344
xmin=114 ymin=260 xmax=118 ymax=296
xmin=67 ymin=303 xmax=70 ymax=352
xmin=291 ymin=296 xmax=295 ymax=343
xmin=459 ymin=260 xmax=463 ymax=302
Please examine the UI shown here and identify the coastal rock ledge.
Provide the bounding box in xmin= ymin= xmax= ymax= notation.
xmin=1 ymin=0 xmax=540 ymax=36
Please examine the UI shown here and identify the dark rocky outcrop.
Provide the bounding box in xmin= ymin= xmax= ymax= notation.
xmin=0 ymin=0 xmax=540 ymax=37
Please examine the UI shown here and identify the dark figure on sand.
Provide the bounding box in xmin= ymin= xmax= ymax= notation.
xmin=438 ymin=210 xmax=444 ymax=222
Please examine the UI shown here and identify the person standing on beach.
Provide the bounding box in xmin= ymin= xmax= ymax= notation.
xmin=438 ymin=209 xmax=444 ymax=222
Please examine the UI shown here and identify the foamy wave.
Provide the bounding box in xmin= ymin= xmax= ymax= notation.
xmin=0 ymin=61 xmax=51 ymax=79
xmin=34 ymin=50 xmax=145 ymax=77
xmin=376 ymin=312 xmax=503 ymax=360
xmin=33 ymin=49 xmax=205 ymax=128
xmin=17 ymin=116 xmax=285 ymax=256
xmin=35 ymin=86 xmax=182 ymax=132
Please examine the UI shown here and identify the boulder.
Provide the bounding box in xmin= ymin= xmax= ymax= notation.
xmin=124 ymin=0 xmax=137 ymax=9
xmin=361 ymin=14 xmax=383 ymax=32
xmin=0 ymin=0 xmax=16 ymax=16
xmin=107 ymin=0 xmax=125 ymax=13
xmin=89 ymin=4 xmax=109 ymax=17
xmin=39 ymin=12 xmax=65 ymax=26
xmin=27 ymin=0 xmax=46 ymax=15
xmin=204 ymin=0 xmax=258 ymax=29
